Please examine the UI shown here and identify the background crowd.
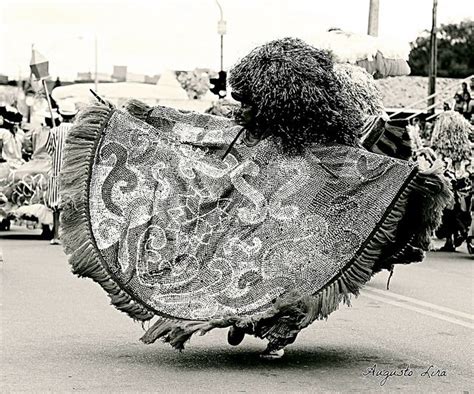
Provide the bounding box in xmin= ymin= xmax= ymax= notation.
xmin=0 ymin=74 xmax=473 ymax=254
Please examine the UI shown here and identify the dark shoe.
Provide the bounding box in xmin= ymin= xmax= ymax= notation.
xmin=454 ymin=234 xmax=466 ymax=248
xmin=438 ymin=244 xmax=456 ymax=252
xmin=227 ymin=326 xmax=245 ymax=346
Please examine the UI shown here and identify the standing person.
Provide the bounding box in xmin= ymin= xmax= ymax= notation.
xmin=431 ymin=111 xmax=473 ymax=251
xmin=453 ymin=93 xmax=464 ymax=114
xmin=461 ymin=92 xmax=472 ymax=121
xmin=46 ymin=100 xmax=77 ymax=245
xmin=0 ymin=106 xmax=24 ymax=166
xmin=0 ymin=106 xmax=25 ymax=177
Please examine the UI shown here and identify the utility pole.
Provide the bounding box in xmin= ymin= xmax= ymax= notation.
xmin=428 ymin=0 xmax=438 ymax=115
xmin=94 ymin=35 xmax=98 ymax=93
xmin=367 ymin=0 xmax=379 ymax=36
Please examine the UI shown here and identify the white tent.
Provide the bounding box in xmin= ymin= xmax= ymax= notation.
xmin=52 ymin=82 xmax=165 ymax=107
xmin=51 ymin=77 xmax=216 ymax=112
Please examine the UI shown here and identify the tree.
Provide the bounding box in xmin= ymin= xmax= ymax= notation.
xmin=409 ymin=20 xmax=473 ymax=78
xmin=176 ymin=69 xmax=212 ymax=100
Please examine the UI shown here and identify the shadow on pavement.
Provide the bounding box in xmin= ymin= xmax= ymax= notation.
xmin=0 ymin=232 xmax=45 ymax=240
xmin=97 ymin=344 xmax=387 ymax=371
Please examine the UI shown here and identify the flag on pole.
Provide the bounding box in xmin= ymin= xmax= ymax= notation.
xmin=30 ymin=49 xmax=49 ymax=80
xmin=29 ymin=47 xmax=55 ymax=120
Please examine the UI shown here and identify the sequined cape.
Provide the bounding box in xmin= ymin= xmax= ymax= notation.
xmin=60 ymin=103 xmax=451 ymax=349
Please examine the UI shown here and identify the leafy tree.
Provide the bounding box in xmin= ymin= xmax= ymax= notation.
xmin=409 ymin=20 xmax=473 ymax=78
xmin=176 ymin=69 xmax=212 ymax=100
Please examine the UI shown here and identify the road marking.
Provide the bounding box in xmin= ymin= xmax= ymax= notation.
xmin=365 ymin=286 xmax=474 ymax=321
xmin=361 ymin=292 xmax=474 ymax=330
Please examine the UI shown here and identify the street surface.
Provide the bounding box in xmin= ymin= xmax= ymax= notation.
xmin=1 ymin=226 xmax=473 ymax=393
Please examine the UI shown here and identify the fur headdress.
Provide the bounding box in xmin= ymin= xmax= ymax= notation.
xmin=229 ymin=37 xmax=363 ymax=152
xmin=431 ymin=111 xmax=473 ymax=163
xmin=333 ymin=63 xmax=384 ymax=117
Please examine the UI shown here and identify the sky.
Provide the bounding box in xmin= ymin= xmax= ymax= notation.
xmin=1 ymin=0 xmax=473 ymax=80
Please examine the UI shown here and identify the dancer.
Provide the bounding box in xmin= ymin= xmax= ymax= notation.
xmin=430 ymin=111 xmax=473 ymax=251
xmin=60 ymin=38 xmax=452 ymax=358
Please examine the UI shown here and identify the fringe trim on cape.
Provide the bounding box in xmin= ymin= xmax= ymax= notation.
xmin=60 ymin=102 xmax=453 ymax=349
xmin=60 ymin=103 xmax=154 ymax=321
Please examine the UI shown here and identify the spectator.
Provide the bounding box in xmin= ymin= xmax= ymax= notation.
xmin=462 ymin=91 xmax=472 ymax=120
xmin=453 ymin=93 xmax=464 ymax=113
xmin=0 ymin=106 xmax=25 ymax=170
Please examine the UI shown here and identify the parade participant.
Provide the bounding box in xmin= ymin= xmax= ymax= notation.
xmin=431 ymin=111 xmax=473 ymax=251
xmin=33 ymin=110 xmax=61 ymax=160
xmin=60 ymin=38 xmax=452 ymax=359
xmin=333 ymin=64 xmax=414 ymax=161
xmin=46 ymin=100 xmax=77 ymax=245
xmin=13 ymin=109 xmax=61 ymax=181
xmin=0 ymin=106 xmax=25 ymax=171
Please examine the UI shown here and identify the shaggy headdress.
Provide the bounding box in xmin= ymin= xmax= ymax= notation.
xmin=333 ymin=63 xmax=384 ymax=117
xmin=229 ymin=37 xmax=363 ymax=152
xmin=431 ymin=111 xmax=473 ymax=163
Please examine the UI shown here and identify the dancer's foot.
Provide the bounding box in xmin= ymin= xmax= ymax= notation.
xmin=438 ymin=244 xmax=455 ymax=252
xmin=260 ymin=348 xmax=285 ymax=359
xmin=50 ymin=238 xmax=61 ymax=245
xmin=227 ymin=326 xmax=245 ymax=346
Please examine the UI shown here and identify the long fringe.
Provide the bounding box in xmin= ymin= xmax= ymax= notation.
xmin=60 ymin=103 xmax=154 ymax=322
xmin=141 ymin=167 xmax=450 ymax=350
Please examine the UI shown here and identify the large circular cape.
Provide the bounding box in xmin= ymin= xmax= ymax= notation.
xmin=60 ymin=104 xmax=417 ymax=322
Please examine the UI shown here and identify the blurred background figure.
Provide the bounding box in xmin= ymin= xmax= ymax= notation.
xmin=46 ymin=100 xmax=77 ymax=245
xmin=0 ymin=106 xmax=25 ymax=174
xmin=430 ymin=111 xmax=473 ymax=251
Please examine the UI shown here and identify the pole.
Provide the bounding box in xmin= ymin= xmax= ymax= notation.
xmin=220 ymin=34 xmax=224 ymax=71
xmin=215 ymin=0 xmax=226 ymax=71
xmin=428 ymin=0 xmax=438 ymax=115
xmin=94 ymin=35 xmax=98 ymax=92
xmin=42 ymin=79 xmax=55 ymax=122
xmin=367 ymin=0 xmax=379 ymax=36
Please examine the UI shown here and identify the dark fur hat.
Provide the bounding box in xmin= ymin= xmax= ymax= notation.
xmin=2 ymin=105 xmax=23 ymax=125
xmin=229 ymin=37 xmax=363 ymax=152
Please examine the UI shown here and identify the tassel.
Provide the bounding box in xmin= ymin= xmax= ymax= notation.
xmin=386 ymin=265 xmax=394 ymax=290
xmin=222 ymin=127 xmax=247 ymax=159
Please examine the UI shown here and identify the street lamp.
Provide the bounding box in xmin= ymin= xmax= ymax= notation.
xmin=94 ymin=35 xmax=98 ymax=92
xmin=215 ymin=0 xmax=226 ymax=72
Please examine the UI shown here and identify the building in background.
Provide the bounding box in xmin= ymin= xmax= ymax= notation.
xmin=112 ymin=66 xmax=127 ymax=82
xmin=0 ymin=74 xmax=9 ymax=85
xmin=145 ymin=74 xmax=160 ymax=84
xmin=126 ymin=72 xmax=146 ymax=83
xmin=76 ymin=71 xmax=112 ymax=83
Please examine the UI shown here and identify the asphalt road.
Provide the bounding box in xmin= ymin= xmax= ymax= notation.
xmin=1 ymin=227 xmax=473 ymax=393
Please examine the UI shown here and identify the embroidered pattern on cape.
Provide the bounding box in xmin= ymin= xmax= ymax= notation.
xmin=88 ymin=109 xmax=414 ymax=320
